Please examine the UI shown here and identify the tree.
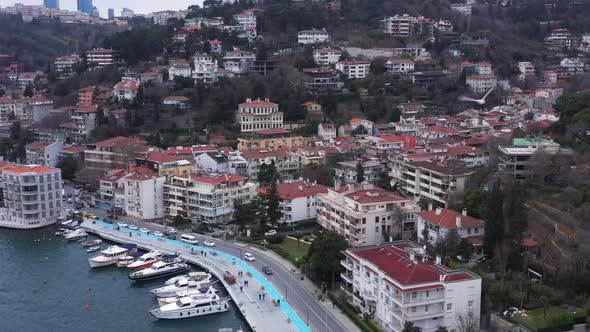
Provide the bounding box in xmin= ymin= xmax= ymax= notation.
xmin=305 ymin=231 xmax=348 ymax=288
xmin=417 ymin=197 xmax=433 ymax=211
xmin=356 ymin=161 xmax=365 ymax=183
xmin=258 ymin=160 xmax=280 ymax=186
xmin=232 ymin=199 xmax=255 ymax=232
xmin=456 ymin=238 xmax=474 ymax=261
xmin=57 ymin=156 xmax=79 ymax=180
xmin=484 ymin=180 xmax=504 ymax=256
xmin=402 ymin=321 xmax=422 ymax=332
xmin=456 ymin=311 xmax=479 ymax=332
xmin=421 ymin=223 xmax=430 ymax=246
xmin=435 ymin=327 xmax=448 ymax=332
xmin=24 ymin=83 xmax=34 ymax=97
xmin=265 ymin=183 xmax=281 ymax=225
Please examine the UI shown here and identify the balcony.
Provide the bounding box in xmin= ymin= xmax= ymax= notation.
xmin=340 ymin=259 xmax=353 ymax=271
xmin=340 ymin=272 xmax=353 ymax=284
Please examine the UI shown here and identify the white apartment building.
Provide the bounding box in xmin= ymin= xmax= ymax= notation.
xmin=98 ymin=169 xmax=129 ymax=205
xmin=258 ymin=180 xmax=328 ymax=224
xmin=223 ymin=50 xmax=256 ymax=74
xmin=0 ymin=97 xmax=53 ymax=123
xmin=0 ymin=165 xmax=63 ymax=229
xmin=194 ymin=151 xmax=230 ymax=173
xmin=336 ymin=60 xmax=372 ymax=79
xmin=560 ymin=58 xmax=584 ymax=76
xmin=86 ymin=48 xmax=119 ymax=68
xmin=151 ymin=10 xmax=187 ymax=25
xmin=581 ymin=33 xmax=590 ymax=52
xmin=435 ymin=19 xmax=453 ymax=32
xmin=335 ymin=159 xmax=386 ymax=185
xmin=168 ymin=59 xmax=193 ymax=80
xmin=390 ymin=160 xmax=473 ymax=207
xmin=68 ymin=106 xmax=97 ymax=143
xmin=449 ymin=3 xmax=472 ymax=15
xmin=382 ymin=15 xmax=415 ymax=37
xmin=193 ymin=53 xmax=218 ymax=83
xmin=54 ymin=54 xmax=82 ymax=72
xmin=237 ymin=98 xmax=284 ymax=133
xmin=518 ymin=62 xmax=535 ymax=81
xmin=318 ymin=122 xmax=337 ymax=143
xmin=317 ymin=183 xmax=420 ymax=246
xmin=124 ymin=170 xmax=166 ymax=220
xmin=313 ymin=48 xmax=342 ymax=66
xmin=238 ymin=149 xmax=300 ymax=181
xmin=165 ymin=173 xmax=256 ymax=223
xmin=341 ymin=241 xmax=482 ymax=332
xmin=113 ymin=80 xmax=139 ymax=101
xmin=498 ymin=137 xmax=561 ymax=180
xmin=298 ymin=29 xmax=331 ymax=44
xmin=25 ymin=141 xmax=63 ymax=167
xmin=417 ymin=207 xmax=485 ymax=253
xmin=465 ymin=75 xmax=497 ymax=93
xmin=233 ymin=10 xmax=257 ymax=29
xmin=386 ymin=58 xmax=415 ymax=73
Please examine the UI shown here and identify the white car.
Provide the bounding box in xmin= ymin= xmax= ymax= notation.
xmin=128 ymin=225 xmax=138 ymax=230
xmin=244 ymin=253 xmax=255 ymax=262
xmin=153 ymin=231 xmax=163 ymax=237
xmin=117 ymin=222 xmax=128 ymax=228
xmin=166 ymin=227 xmax=177 ymax=234
xmin=264 ymin=230 xmax=277 ymax=237
xmin=204 ymin=240 xmax=216 ymax=247
xmin=139 ymin=228 xmax=149 ymax=234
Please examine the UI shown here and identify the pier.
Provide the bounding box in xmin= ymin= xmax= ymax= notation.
xmin=82 ymin=219 xmax=307 ymax=332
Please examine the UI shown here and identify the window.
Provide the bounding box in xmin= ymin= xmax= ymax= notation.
xmin=411 ymin=306 xmax=417 ymax=313
xmin=447 ymin=303 xmax=452 ymax=311
xmin=412 ymin=292 xmax=417 ymax=299
xmin=425 ymin=305 xmax=428 ymax=312
xmin=468 ymin=300 xmax=474 ymax=309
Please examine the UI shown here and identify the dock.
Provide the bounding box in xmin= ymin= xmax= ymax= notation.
xmin=82 ymin=220 xmax=308 ymax=332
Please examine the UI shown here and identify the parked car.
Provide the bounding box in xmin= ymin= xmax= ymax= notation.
xmin=244 ymin=253 xmax=255 ymax=262
xmin=117 ymin=222 xmax=128 ymax=228
xmin=153 ymin=231 xmax=163 ymax=237
xmin=503 ymin=307 xmax=519 ymax=318
xmin=224 ymin=271 xmax=236 ymax=284
xmin=139 ymin=228 xmax=149 ymax=234
xmin=477 ymin=255 xmax=490 ymax=263
xmin=262 ymin=265 xmax=273 ymax=275
xmin=204 ymin=240 xmax=215 ymax=247
xmin=128 ymin=225 xmax=138 ymax=230
xmin=166 ymin=227 xmax=177 ymax=234
xmin=264 ymin=230 xmax=277 ymax=237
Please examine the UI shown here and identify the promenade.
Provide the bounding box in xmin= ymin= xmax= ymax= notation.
xmin=82 ymin=219 xmax=304 ymax=332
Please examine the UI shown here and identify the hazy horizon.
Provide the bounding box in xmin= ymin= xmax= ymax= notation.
xmin=0 ymin=0 xmax=204 ymax=17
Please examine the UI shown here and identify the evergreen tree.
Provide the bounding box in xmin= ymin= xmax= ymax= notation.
xmin=24 ymin=84 xmax=34 ymax=97
xmin=265 ymin=183 xmax=281 ymax=225
xmin=259 ymin=160 xmax=280 ymax=186
xmin=356 ymin=161 xmax=365 ymax=183
xmin=484 ymin=180 xmax=505 ymax=256
xmin=402 ymin=321 xmax=422 ymax=332
xmin=305 ymin=231 xmax=348 ymax=288
xmin=57 ymin=156 xmax=79 ymax=180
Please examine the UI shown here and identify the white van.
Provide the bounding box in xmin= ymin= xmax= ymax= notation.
xmin=180 ymin=234 xmax=199 ymax=244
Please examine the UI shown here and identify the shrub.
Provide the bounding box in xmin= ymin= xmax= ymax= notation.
xmin=267 ymin=234 xmax=284 ymax=244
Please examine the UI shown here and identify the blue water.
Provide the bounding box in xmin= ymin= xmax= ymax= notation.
xmin=0 ymin=227 xmax=248 ymax=332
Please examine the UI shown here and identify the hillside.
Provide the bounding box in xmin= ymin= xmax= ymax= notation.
xmin=0 ymin=14 xmax=120 ymax=71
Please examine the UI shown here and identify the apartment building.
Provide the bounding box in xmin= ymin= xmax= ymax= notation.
xmin=223 ymin=50 xmax=256 ymax=74
xmin=335 ymin=159 xmax=386 ymax=185
xmin=318 ymin=122 xmax=337 ymax=143
xmin=98 ymin=169 xmax=129 ymax=207
xmin=0 ymin=97 xmax=53 ymax=123
xmin=498 ymin=137 xmax=561 ymax=180
xmin=0 ymin=165 xmax=63 ymax=229
xmin=417 ymin=207 xmax=485 ymax=254
xmin=113 ymin=80 xmax=139 ymax=101
xmin=54 ymin=54 xmax=82 ymax=73
xmin=302 ymin=67 xmax=344 ymax=92
xmin=194 ymin=151 xmax=229 ymax=173
xmin=84 ymin=136 xmax=149 ymax=173
xmin=449 ymin=3 xmax=472 ymax=15
xmin=25 ymin=140 xmax=63 ymax=167
xmin=298 ymin=29 xmax=331 ymax=44
xmin=341 ymin=241 xmax=481 ymax=332
xmin=386 ymin=58 xmax=415 ymax=73
xmin=465 ymin=75 xmax=497 ymax=93
xmin=518 ymin=62 xmax=535 ymax=81
xmin=193 ymin=53 xmax=218 ymax=83
xmin=335 ymin=60 xmax=371 ymax=79
xmin=238 ymin=149 xmax=300 ymax=182
xmin=291 ymin=146 xmax=327 ymax=166
xmin=168 ymin=59 xmax=192 ymax=80
xmin=383 ymin=15 xmax=415 ymax=37
xmin=313 ymin=48 xmax=342 ymax=66
xmin=86 ymin=48 xmax=119 ymax=68
xmin=237 ymin=129 xmax=305 ymax=150
xmin=544 ymin=28 xmax=573 ymax=50
xmin=257 ymin=180 xmax=328 ymax=223
xmin=390 ymin=160 xmax=473 ymax=207
xmin=233 ymin=9 xmax=257 ymax=29
xmin=135 ymin=151 xmax=194 ymax=179
xmin=61 ymin=104 xmax=97 ymax=143
xmin=237 ymin=98 xmax=284 ymax=133
xmin=560 ymin=58 xmax=584 ymax=76
xmin=317 ymin=183 xmax=420 ymax=246
xmin=124 ymin=169 xmax=166 ymax=220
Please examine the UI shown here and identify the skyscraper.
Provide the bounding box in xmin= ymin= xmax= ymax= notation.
xmin=108 ymin=8 xmax=115 ymax=20
xmin=77 ymin=0 xmax=93 ymax=15
xmin=43 ymin=0 xmax=59 ymax=9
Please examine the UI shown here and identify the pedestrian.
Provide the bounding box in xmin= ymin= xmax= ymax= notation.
xmin=278 ymin=299 xmax=281 ymax=305
xmin=240 ymin=286 xmax=243 ymax=292
xmin=332 ymin=301 xmax=335 ymax=309
xmin=129 ymin=232 xmax=132 ymax=237
xmin=258 ymin=294 xmax=261 ymax=300
xmin=262 ymin=293 xmax=266 ymax=300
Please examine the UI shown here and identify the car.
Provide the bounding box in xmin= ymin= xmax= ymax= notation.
xmin=262 ymin=265 xmax=273 ymax=275
xmin=224 ymin=271 xmax=236 ymax=284
xmin=117 ymin=222 xmax=128 ymax=228
xmin=503 ymin=307 xmax=519 ymax=318
xmin=477 ymin=255 xmax=490 ymax=263
xmin=128 ymin=225 xmax=138 ymax=230
xmin=88 ymin=214 xmax=97 ymax=219
xmin=153 ymin=231 xmax=164 ymax=237
xmin=166 ymin=227 xmax=177 ymax=234
xmin=103 ymin=219 xmax=113 ymax=224
xmin=244 ymin=253 xmax=255 ymax=262
xmin=139 ymin=228 xmax=149 ymax=234
xmin=67 ymin=198 xmax=73 ymax=203
xmin=264 ymin=229 xmax=277 ymax=237
xmin=204 ymin=240 xmax=216 ymax=247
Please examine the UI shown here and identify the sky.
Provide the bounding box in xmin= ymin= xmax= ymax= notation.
xmin=0 ymin=0 xmax=204 ymax=17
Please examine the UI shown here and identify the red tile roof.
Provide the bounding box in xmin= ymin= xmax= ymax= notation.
xmin=239 ymin=99 xmax=278 ymax=107
xmin=240 ymin=149 xmax=288 ymax=159
xmin=418 ymin=209 xmax=484 ymax=229
xmin=164 ymin=96 xmax=189 ymax=102
xmin=61 ymin=145 xmax=85 ymax=153
xmin=255 ymin=128 xmax=290 ymax=135
xmin=147 ymin=151 xmax=183 ymax=164
xmin=114 ymin=80 xmax=138 ymax=91
xmin=26 ymin=140 xmax=57 ymax=150
xmin=4 ymin=165 xmax=58 ymax=174
xmin=257 ymin=180 xmax=328 ymax=200
xmin=191 ymin=173 xmax=247 ymax=185
xmin=95 ymin=136 xmax=145 ymax=147
xmin=345 ymin=187 xmax=408 ymax=204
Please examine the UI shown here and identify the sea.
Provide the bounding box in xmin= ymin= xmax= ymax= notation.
xmin=0 ymin=227 xmax=249 ymax=332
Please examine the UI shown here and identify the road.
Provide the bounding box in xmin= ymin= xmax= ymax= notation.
xmin=64 ymin=184 xmax=351 ymax=332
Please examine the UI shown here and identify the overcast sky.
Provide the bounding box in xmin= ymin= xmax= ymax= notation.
xmin=0 ymin=0 xmax=204 ymax=17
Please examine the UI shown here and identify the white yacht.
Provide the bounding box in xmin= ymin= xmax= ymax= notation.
xmin=64 ymin=229 xmax=87 ymax=241
xmin=128 ymin=259 xmax=189 ymax=281
xmin=156 ymin=286 xmax=218 ymax=306
xmin=151 ymin=276 xmax=212 ymax=298
xmin=88 ymin=243 xmax=137 ymax=268
xmin=164 ymin=271 xmax=210 ymax=286
xmin=127 ymin=251 xmax=162 ymax=270
xmin=150 ymin=295 xmax=229 ymax=320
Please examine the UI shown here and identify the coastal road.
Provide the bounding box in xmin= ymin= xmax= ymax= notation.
xmin=64 ymin=195 xmax=352 ymax=332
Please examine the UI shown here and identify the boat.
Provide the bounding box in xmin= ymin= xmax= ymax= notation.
xmin=149 ymin=295 xmax=229 ymax=320
xmin=86 ymin=246 xmax=101 ymax=253
xmin=151 ymin=275 xmax=213 ymax=298
xmin=116 ymin=256 xmax=136 ymax=267
xmin=61 ymin=220 xmax=79 ymax=229
xmin=82 ymin=239 xmax=103 ymax=247
xmin=129 ymin=258 xmax=189 ymax=281
xmin=127 ymin=251 xmax=162 ymax=270
xmin=55 ymin=231 xmax=64 ymax=236
xmin=156 ymin=287 xmax=217 ymax=306
xmin=164 ymin=271 xmax=211 ymax=286
xmin=88 ymin=243 xmax=137 ymax=268
xmin=76 ymin=237 xmax=87 ymax=243
xmin=64 ymin=229 xmax=88 ymax=241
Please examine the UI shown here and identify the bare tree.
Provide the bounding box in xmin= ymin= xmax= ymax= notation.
xmin=456 ymin=311 xmax=479 ymax=332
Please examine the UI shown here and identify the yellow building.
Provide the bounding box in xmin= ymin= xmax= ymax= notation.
xmin=237 ymin=129 xmax=309 ymax=150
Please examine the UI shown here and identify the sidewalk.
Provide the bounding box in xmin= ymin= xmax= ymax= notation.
xmin=233 ymin=241 xmax=362 ymax=332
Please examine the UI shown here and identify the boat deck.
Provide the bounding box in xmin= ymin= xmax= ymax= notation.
xmin=81 ymin=220 xmax=303 ymax=332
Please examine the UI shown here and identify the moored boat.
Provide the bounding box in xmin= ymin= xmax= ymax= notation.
xmin=82 ymin=239 xmax=103 ymax=247
xmin=151 ymin=276 xmax=212 ymax=298
xmin=127 ymin=251 xmax=162 ymax=270
xmin=116 ymin=256 xmax=135 ymax=267
xmin=86 ymin=246 xmax=100 ymax=253
xmin=88 ymin=243 xmax=137 ymax=268
xmin=149 ymin=295 xmax=229 ymax=320
xmin=128 ymin=257 xmax=189 ymax=281
xmin=164 ymin=271 xmax=210 ymax=286
xmin=156 ymin=286 xmax=217 ymax=306
xmin=64 ymin=229 xmax=88 ymax=241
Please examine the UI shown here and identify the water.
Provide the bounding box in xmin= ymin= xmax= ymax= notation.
xmin=0 ymin=227 xmax=248 ymax=332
